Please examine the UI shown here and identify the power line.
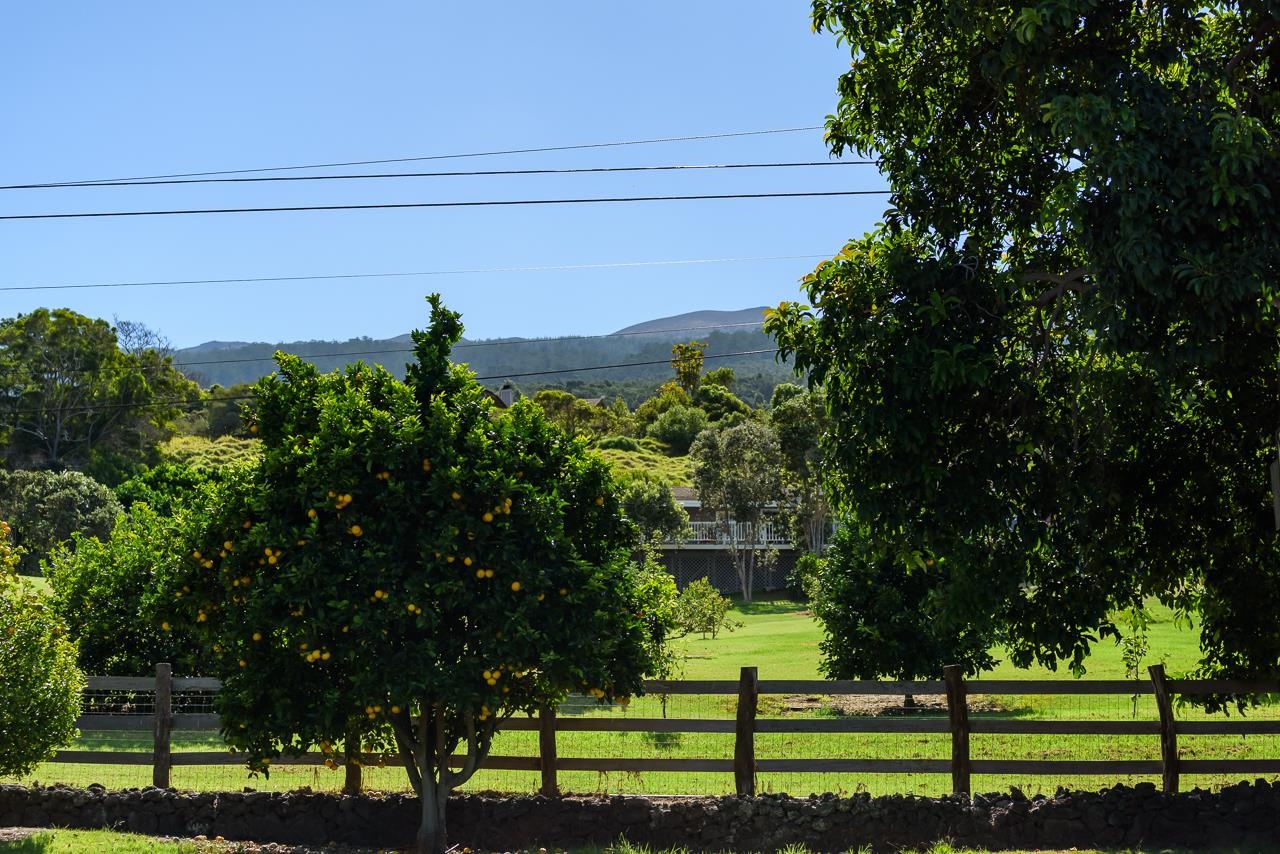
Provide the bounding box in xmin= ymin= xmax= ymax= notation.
xmin=7 ymin=320 xmax=775 ymax=380
xmin=0 ymin=348 xmax=783 ymax=417
xmin=0 ymin=254 xmax=828 ymax=293
xmin=0 ymin=189 xmax=889 ymax=221
xmin=21 ymin=126 xmax=827 ymax=186
xmin=1 ymin=160 xmax=875 ymax=191
xmin=475 ymin=348 xmax=778 ymax=381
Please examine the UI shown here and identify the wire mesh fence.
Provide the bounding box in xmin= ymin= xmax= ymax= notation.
xmin=6 ymin=671 xmax=1280 ymax=798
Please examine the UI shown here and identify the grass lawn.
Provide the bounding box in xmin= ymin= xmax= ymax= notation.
xmin=4 ymin=592 xmax=1278 ymax=799
xmin=0 ymin=833 xmax=1268 ymax=854
xmin=0 ymin=829 xmax=202 ymax=853
xmin=16 ymin=574 xmax=49 ymax=595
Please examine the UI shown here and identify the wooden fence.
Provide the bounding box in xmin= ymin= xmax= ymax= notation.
xmin=56 ymin=663 xmax=1280 ymax=796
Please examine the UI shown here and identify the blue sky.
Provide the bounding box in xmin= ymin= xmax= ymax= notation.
xmin=1 ymin=3 xmax=886 ymax=349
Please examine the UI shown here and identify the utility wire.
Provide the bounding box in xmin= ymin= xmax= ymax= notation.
xmin=476 ymin=348 xmax=777 ymax=381
xmin=0 ymin=348 xmax=781 ymax=417
xmin=7 ymin=320 xmax=774 ymax=379
xmin=16 ymin=126 xmax=825 ymax=186
xmin=0 ymin=189 xmax=889 ymax=221
xmin=0 ymin=255 xmax=827 ymax=293
xmin=1 ymin=161 xmax=875 ymax=191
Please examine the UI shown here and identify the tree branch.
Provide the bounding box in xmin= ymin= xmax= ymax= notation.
xmin=1023 ymin=268 xmax=1094 ymax=307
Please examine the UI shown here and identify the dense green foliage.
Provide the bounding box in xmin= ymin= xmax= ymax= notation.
xmin=0 ymin=521 xmax=84 ymax=777
xmin=46 ymin=503 xmax=212 ymax=676
xmin=768 ymin=0 xmax=1280 ymax=683
xmin=621 ymin=479 xmax=691 ymax=542
xmin=646 ymin=404 xmax=709 ymax=455
xmin=530 ymin=389 xmax=620 ymax=441
xmin=113 ymin=463 xmax=227 ymax=515
xmin=0 ymin=309 xmax=199 ymax=482
xmin=768 ymin=384 xmax=831 ymax=552
xmin=164 ymin=296 xmax=656 ymax=853
xmin=0 ymin=470 xmax=122 ymax=576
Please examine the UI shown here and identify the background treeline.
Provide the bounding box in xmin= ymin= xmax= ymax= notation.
xmin=175 ymin=309 xmax=794 ymax=407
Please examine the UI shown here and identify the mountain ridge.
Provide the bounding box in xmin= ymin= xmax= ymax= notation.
xmin=172 ymin=307 xmax=792 ymax=406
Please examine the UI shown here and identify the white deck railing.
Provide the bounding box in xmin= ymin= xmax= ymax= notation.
xmin=679 ymin=520 xmax=791 ymax=547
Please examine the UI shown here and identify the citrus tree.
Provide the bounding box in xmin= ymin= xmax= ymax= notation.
xmin=0 ymin=521 xmax=84 ymax=777
xmin=165 ymin=296 xmax=654 ymax=854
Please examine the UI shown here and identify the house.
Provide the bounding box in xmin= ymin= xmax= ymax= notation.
xmin=653 ymin=486 xmax=800 ymax=595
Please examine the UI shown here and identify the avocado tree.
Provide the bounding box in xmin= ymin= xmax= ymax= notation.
xmin=165 ymin=297 xmax=654 ymax=853
xmin=768 ymin=0 xmax=1280 ymax=683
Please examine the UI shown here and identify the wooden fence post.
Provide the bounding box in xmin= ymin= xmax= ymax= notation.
xmin=944 ymin=664 xmax=970 ymax=796
xmin=152 ymin=662 xmax=173 ymax=789
xmin=1149 ymin=663 xmax=1179 ymax=794
xmin=539 ymin=705 xmax=558 ymax=796
xmin=734 ymin=666 xmax=758 ymax=796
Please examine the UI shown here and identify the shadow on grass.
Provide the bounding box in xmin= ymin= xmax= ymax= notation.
xmin=732 ymin=594 xmax=808 ymax=618
xmin=0 ymin=832 xmax=51 ymax=853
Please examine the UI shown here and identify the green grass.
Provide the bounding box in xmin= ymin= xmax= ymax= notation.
xmin=5 ymin=594 xmax=1278 ymax=799
xmin=17 ymin=574 xmax=50 ymax=594
xmin=1 ymin=835 xmax=1266 ymax=854
xmin=593 ymin=446 xmax=693 ymax=486
xmin=0 ymin=829 xmax=202 ymax=853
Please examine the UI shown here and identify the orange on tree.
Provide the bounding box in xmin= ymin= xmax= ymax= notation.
xmin=165 ymin=296 xmax=660 ymax=854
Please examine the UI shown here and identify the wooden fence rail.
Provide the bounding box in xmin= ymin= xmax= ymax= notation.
xmin=58 ymin=663 xmax=1280 ymax=794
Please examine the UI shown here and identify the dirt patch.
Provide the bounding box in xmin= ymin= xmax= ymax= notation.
xmin=0 ymin=827 xmax=43 ymax=845
xmin=779 ymin=693 xmax=1008 ymax=716
xmin=183 ymin=836 xmax=386 ymax=853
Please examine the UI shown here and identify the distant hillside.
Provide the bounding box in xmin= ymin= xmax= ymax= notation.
xmin=614 ymin=307 xmax=768 ymax=335
xmin=173 ymin=307 xmax=796 ymax=407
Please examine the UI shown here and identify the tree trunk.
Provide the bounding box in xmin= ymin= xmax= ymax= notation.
xmin=342 ymin=726 xmax=362 ymax=795
xmin=413 ymin=707 xmax=449 ymax=854
xmin=416 ymin=767 xmax=445 ymax=854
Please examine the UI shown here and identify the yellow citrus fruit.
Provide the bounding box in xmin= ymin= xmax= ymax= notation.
xmin=510 ymin=581 xmax=521 ymax=592
xmin=482 ymin=512 xmax=494 ymax=523
xmin=252 ymin=632 xmax=262 ymax=641
xmin=451 ymin=491 xmax=462 ymax=501
xmin=349 ymin=524 xmax=363 ymax=536
xmin=307 ymin=508 xmax=317 ymax=519
xmin=161 ymin=621 xmax=171 ymax=632
xmin=463 ymin=556 xmax=473 ymax=566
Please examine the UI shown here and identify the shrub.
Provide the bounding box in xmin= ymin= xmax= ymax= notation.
xmin=674 ymin=577 xmax=742 ymax=639
xmin=622 ymin=480 xmax=690 ymax=542
xmin=46 ymin=503 xmax=213 ymax=676
xmin=596 ymin=435 xmax=641 ymax=452
xmin=647 ymin=405 xmax=709 ymax=455
xmin=0 ymin=521 xmax=84 ymax=777
xmin=0 ymin=469 xmax=122 ymax=575
xmin=788 ymin=551 xmax=822 ymax=601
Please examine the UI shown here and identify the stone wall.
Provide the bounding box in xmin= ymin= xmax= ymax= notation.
xmin=2 ymin=781 xmax=1279 ymax=851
